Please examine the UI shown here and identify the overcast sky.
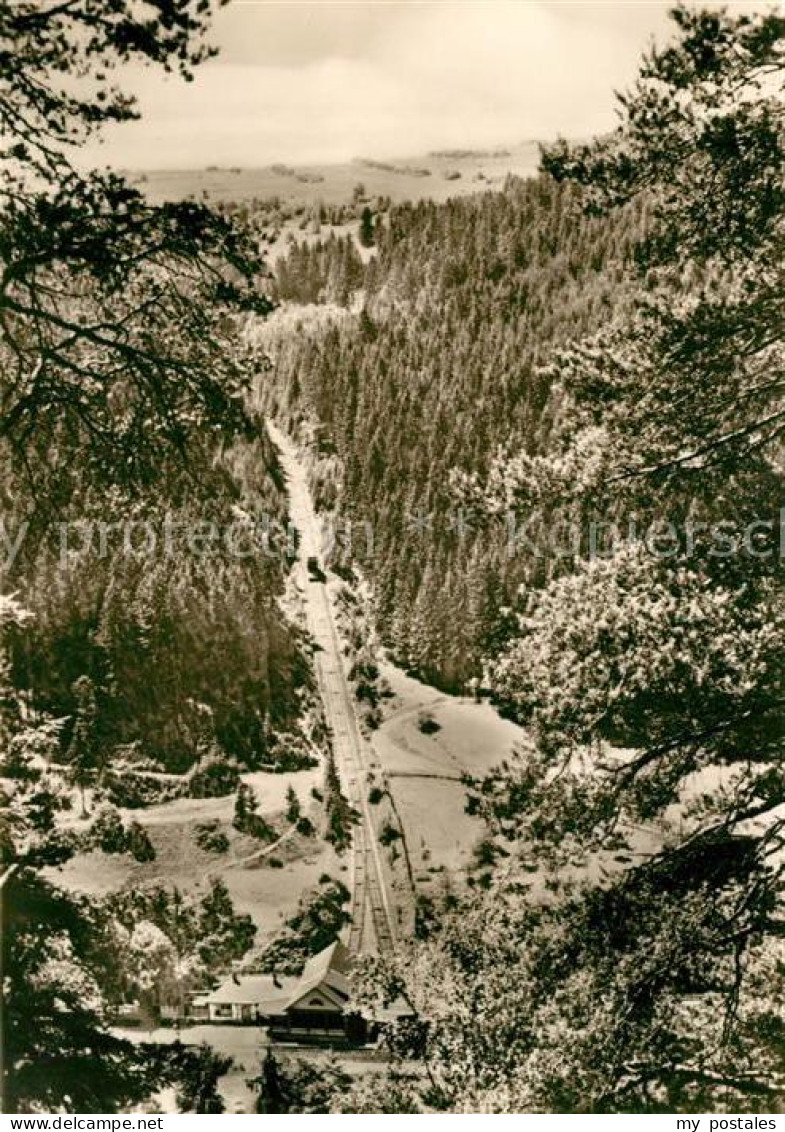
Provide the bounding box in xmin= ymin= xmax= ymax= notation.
xmin=84 ymin=2 xmax=700 ymax=169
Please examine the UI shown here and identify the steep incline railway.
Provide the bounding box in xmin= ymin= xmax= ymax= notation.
xmin=268 ymin=422 xmax=396 ymax=955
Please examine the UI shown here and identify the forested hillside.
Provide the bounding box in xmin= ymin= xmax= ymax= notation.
xmin=0 ymin=98 xmax=309 ymax=778
xmin=4 ymin=433 xmax=306 ymax=774
xmin=269 ymin=175 xmax=645 ymax=688
xmin=0 ymin=1 xmax=313 ymax=1112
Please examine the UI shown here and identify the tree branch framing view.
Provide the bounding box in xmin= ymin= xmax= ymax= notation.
xmin=1 ymin=0 xmax=784 ymax=1118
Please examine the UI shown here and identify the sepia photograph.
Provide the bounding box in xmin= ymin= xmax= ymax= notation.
xmin=1 ymin=0 xmax=784 ymax=1118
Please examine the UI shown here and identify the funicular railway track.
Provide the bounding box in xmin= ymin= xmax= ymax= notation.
xmin=268 ymin=423 xmax=396 ymax=956
xmin=311 ymin=583 xmax=396 ymax=955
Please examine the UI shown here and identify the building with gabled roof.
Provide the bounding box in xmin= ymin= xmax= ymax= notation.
xmin=190 ymin=940 xmax=365 ymax=1044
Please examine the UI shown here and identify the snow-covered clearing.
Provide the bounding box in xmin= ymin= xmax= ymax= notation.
xmin=372 ymin=662 xmax=525 ymax=882
xmin=47 ymin=766 xmax=343 ymax=946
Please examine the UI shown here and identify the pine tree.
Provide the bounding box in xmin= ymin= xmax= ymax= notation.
xmin=285 ymin=785 xmax=301 ymax=824
xmin=126 ymin=821 xmax=156 ymax=863
xmin=198 ymin=879 xmax=235 ymax=937
xmin=255 ymin=1048 xmax=287 ymax=1114
xmin=2 ymin=872 xmax=174 ymax=1113
xmin=359 ymin=206 xmax=375 ymax=248
xmin=66 ymin=675 xmax=98 ymax=818
xmin=232 ymin=782 xmax=256 ymax=832
xmin=169 ymin=1043 xmax=232 ymax=1114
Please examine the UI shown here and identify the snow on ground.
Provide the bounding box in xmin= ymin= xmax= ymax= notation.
xmin=372 ymin=662 xmax=526 ymax=882
xmin=134 ymin=143 xmax=540 ymax=209
xmin=117 ymin=766 xmax=322 ymax=827
xmin=47 ymin=766 xmax=343 ymax=946
xmin=375 ymin=663 xmax=522 ymax=778
xmin=115 ymin=1024 xmax=263 ymax=1113
xmin=44 ymin=601 xmax=529 ymax=950
xmin=114 ymin=1023 xmax=393 ymax=1113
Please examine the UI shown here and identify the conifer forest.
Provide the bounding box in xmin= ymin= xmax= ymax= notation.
xmin=1 ymin=0 xmax=784 ymax=1117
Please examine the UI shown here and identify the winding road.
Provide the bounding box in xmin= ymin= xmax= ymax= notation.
xmin=268 ymin=422 xmax=396 ymax=956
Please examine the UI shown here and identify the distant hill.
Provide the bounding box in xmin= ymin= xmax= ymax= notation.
xmin=124 ymin=141 xmax=542 ymax=206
